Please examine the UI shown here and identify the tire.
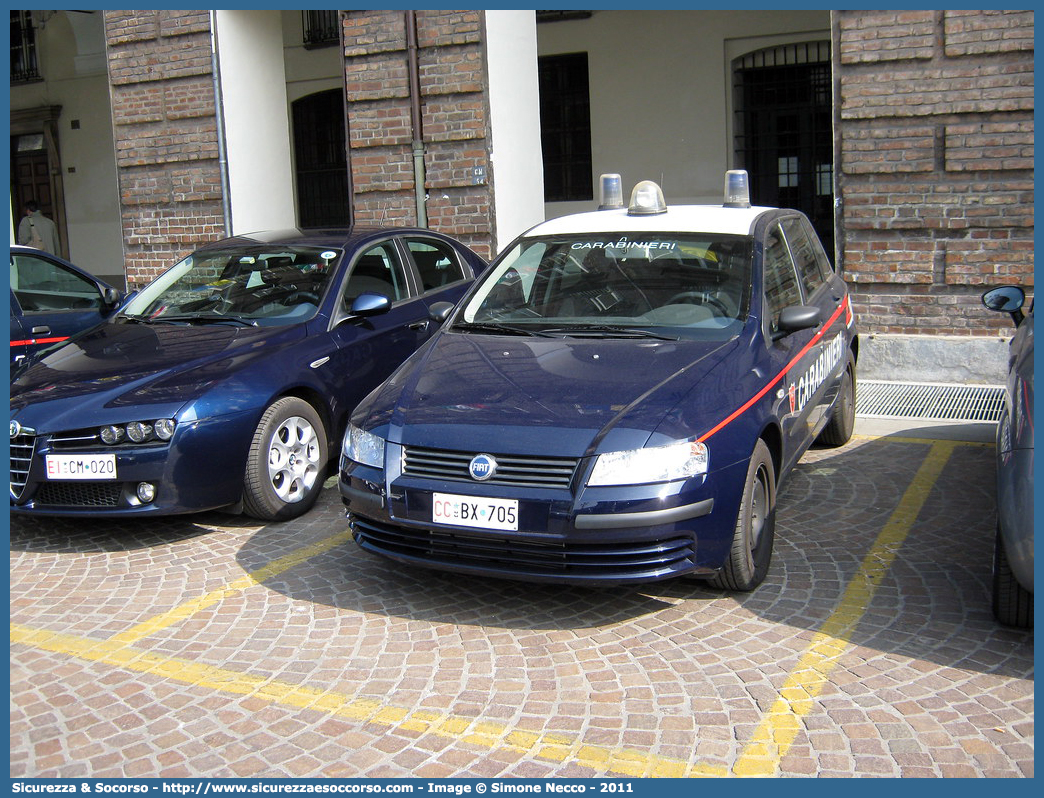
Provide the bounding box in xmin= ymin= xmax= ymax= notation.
xmin=992 ymin=525 xmax=1033 ymax=629
xmin=817 ymin=352 xmax=856 ymax=447
xmin=242 ymin=397 xmax=328 ymax=521
xmin=710 ymin=439 xmax=776 ymax=591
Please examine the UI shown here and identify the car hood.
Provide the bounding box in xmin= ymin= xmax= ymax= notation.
xmin=357 ymin=330 xmax=744 ymax=457
xmin=10 ymin=319 xmax=304 ymax=425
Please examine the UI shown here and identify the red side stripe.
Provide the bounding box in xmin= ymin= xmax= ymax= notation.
xmin=697 ymin=300 xmax=849 ymax=444
xmin=10 ymin=336 xmax=69 ymax=348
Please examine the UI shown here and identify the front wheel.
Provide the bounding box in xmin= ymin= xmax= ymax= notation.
xmin=243 ymin=397 xmax=328 ymax=521
xmin=710 ymin=439 xmax=776 ymax=591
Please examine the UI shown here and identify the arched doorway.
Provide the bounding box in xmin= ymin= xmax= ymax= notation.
xmin=733 ymin=41 xmax=834 ymax=255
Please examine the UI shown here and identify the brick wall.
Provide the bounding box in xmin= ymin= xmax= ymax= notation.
xmin=342 ymin=10 xmax=495 ymax=258
xmin=836 ymin=10 xmax=1034 ymax=336
xmin=103 ymin=11 xmax=226 ymax=288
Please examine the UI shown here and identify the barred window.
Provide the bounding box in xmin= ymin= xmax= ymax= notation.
xmin=10 ymin=10 xmax=40 ymax=83
xmin=302 ymin=10 xmax=339 ymax=49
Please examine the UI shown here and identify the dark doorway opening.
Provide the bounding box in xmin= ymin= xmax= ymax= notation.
xmin=538 ymin=52 xmax=593 ymax=203
xmin=292 ymin=89 xmax=350 ymax=228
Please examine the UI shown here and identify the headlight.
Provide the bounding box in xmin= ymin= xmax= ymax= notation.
xmin=588 ymin=439 xmax=708 ymax=486
xmin=153 ymin=418 xmax=176 ymax=441
xmin=98 ymin=419 xmax=176 ymax=446
xmin=343 ymin=424 xmax=385 ymax=469
xmin=100 ymin=425 xmax=125 ymax=445
xmin=126 ymin=421 xmax=152 ymax=443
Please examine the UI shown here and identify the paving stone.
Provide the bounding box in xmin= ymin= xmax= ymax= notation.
xmin=9 ymin=426 xmax=1033 ymax=778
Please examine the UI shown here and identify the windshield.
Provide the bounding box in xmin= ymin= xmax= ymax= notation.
xmin=122 ymin=245 xmax=341 ymax=326
xmin=458 ymin=233 xmax=752 ymax=340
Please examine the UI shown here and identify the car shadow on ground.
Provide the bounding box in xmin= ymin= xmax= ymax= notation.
xmin=236 ymin=429 xmax=1032 ymax=679
xmin=248 ymin=515 xmax=688 ymax=633
xmin=8 ymin=508 xmax=259 ymax=554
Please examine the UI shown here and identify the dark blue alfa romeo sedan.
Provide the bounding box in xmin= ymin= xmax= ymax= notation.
xmin=11 ymin=227 xmax=486 ymax=521
xmin=340 ymin=173 xmax=858 ymax=590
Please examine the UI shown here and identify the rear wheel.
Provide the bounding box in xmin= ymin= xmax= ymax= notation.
xmin=710 ymin=439 xmax=776 ymax=591
xmin=817 ymin=352 xmax=856 ymax=447
xmin=992 ymin=525 xmax=1033 ymax=628
xmin=243 ymin=397 xmax=328 ymax=521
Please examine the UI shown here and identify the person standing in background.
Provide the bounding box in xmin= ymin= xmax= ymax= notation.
xmin=17 ymin=200 xmax=60 ymax=254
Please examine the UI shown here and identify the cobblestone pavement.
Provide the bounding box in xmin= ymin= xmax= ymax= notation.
xmin=10 ymin=421 xmax=1033 ymax=779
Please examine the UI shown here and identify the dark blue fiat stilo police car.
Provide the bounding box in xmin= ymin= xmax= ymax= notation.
xmin=340 ymin=172 xmax=858 ymax=591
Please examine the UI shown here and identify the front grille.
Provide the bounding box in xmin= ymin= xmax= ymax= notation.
xmin=402 ymin=446 xmax=579 ymax=489
xmin=10 ymin=433 xmax=37 ymax=499
xmin=351 ymin=516 xmax=694 ymax=581
xmin=35 ymin=482 xmax=122 ymax=508
xmin=49 ymin=428 xmax=103 ymax=450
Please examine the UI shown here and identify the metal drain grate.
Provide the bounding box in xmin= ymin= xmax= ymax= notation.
xmin=856 ymin=381 xmax=1005 ymax=422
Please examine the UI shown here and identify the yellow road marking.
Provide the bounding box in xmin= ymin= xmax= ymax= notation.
xmin=10 ymin=622 xmax=726 ymax=778
xmin=732 ymin=439 xmax=957 ymax=776
xmin=109 ymin=530 xmax=354 ymax=646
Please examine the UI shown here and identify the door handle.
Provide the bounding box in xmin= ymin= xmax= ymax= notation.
xmin=409 ymin=320 xmax=429 ymax=331
xmin=30 ymin=326 xmax=51 ymax=336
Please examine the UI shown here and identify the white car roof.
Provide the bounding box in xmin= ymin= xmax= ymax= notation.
xmin=525 ymin=204 xmax=776 ymax=239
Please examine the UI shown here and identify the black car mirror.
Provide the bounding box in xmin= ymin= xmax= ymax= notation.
xmin=774 ymin=305 xmax=821 ymax=340
xmin=350 ymin=292 xmax=391 ymax=317
xmin=101 ymin=287 xmax=123 ymax=310
xmin=982 ymin=286 xmax=1026 ymax=327
xmin=429 ymin=301 xmax=455 ymax=324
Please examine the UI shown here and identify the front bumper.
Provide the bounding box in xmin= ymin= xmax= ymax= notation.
xmin=9 ymin=414 xmax=254 ymax=517
xmin=339 ymin=453 xmax=745 ymax=585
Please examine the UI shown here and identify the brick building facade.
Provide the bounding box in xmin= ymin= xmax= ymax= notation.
xmin=92 ymin=9 xmax=1033 ymax=351
xmin=342 ymin=10 xmax=493 ymax=254
xmin=835 ymin=10 xmax=1034 ymax=338
xmin=102 ymin=10 xmax=497 ymax=289
xmin=103 ymin=11 xmax=226 ymax=287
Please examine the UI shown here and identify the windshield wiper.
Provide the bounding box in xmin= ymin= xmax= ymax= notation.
xmin=119 ymin=313 xmax=154 ymax=324
xmin=542 ymin=325 xmax=680 ymax=341
xmin=453 ymin=321 xmax=554 ymax=338
xmin=148 ymin=313 xmax=258 ymax=327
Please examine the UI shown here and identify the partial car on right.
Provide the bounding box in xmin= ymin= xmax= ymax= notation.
xmin=982 ymin=285 xmax=1033 ymax=628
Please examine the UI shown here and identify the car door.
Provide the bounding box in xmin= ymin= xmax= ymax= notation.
xmin=779 ymin=214 xmax=850 ymax=435
xmin=760 ymin=218 xmax=825 ymax=470
xmin=10 ymin=289 xmax=29 ymax=366
xmin=317 ymin=238 xmax=437 ymax=428
xmin=9 ymin=249 xmax=111 ymax=365
xmin=401 ymin=235 xmax=477 ymax=313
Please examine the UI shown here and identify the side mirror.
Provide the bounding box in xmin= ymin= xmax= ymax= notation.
xmin=428 ymin=301 xmax=455 ymax=324
xmin=101 ymin=286 xmax=123 ymax=310
xmin=350 ymin=292 xmax=391 ymax=317
xmin=774 ymin=305 xmax=821 ymax=339
xmin=982 ymin=286 xmax=1026 ymax=327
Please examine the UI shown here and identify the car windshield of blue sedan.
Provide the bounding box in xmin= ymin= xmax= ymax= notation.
xmin=121 ymin=246 xmax=340 ymax=326
xmin=458 ymin=234 xmax=752 ymax=340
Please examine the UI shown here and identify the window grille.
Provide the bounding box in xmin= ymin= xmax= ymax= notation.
xmin=302 ymin=10 xmax=339 ymax=49
xmin=10 ymin=10 xmax=40 ymax=83
xmin=733 ymin=41 xmax=834 ymax=255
